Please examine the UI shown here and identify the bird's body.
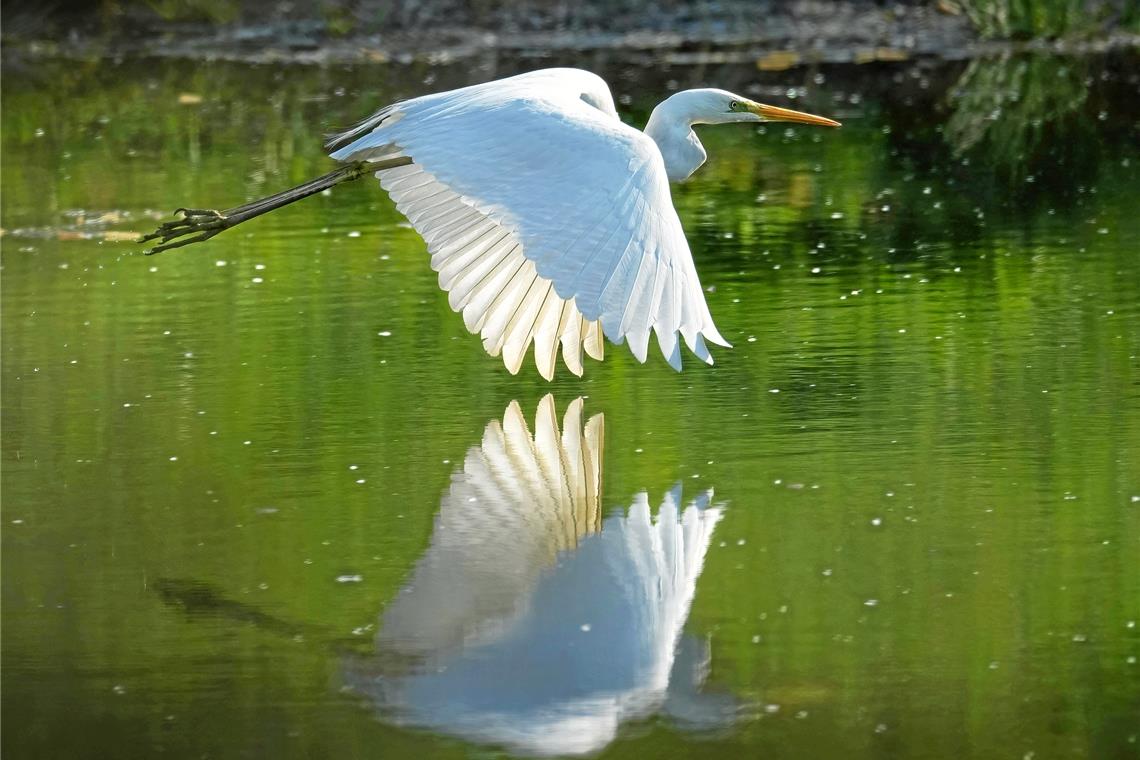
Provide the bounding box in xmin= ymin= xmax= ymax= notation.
xmin=144 ymin=68 xmax=839 ymax=380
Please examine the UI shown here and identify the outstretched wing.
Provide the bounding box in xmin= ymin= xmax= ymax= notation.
xmin=329 ymin=69 xmax=728 ymax=380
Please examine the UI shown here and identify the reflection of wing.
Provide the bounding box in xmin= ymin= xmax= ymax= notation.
xmin=377 ymin=395 xmax=603 ymax=656
xmin=346 ymin=396 xmax=729 ymax=756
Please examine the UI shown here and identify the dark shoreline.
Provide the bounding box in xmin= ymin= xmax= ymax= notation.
xmin=3 ymin=0 xmax=1137 ymax=66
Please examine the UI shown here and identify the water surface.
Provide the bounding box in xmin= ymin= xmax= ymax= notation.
xmin=2 ymin=52 xmax=1139 ymax=759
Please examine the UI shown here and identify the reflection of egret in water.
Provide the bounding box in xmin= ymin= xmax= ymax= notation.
xmin=347 ymin=395 xmax=732 ymax=756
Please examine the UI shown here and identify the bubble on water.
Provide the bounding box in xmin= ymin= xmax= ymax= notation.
xmin=336 ymin=574 xmax=363 ymax=583
xmin=1071 ymin=633 xmax=1087 ymax=643
xmin=347 ymin=231 xmax=361 ymax=238
xmin=864 ymin=599 xmax=879 ymax=607
xmin=168 ymin=456 xmax=178 ymax=462
xmin=875 ymin=724 xmax=888 ymax=734
xmin=870 ymin=517 xmax=882 ymax=527
xmin=349 ymin=465 xmax=358 ymax=470
xmin=580 ymin=624 xmax=592 ymax=632
xmin=751 ymin=635 xmax=762 ymax=644
xmin=377 ymin=331 xmax=392 ymax=337
xmin=215 ymin=260 xmax=227 ymax=267
xmin=764 ymin=704 xmax=780 ymax=714
xmin=355 ymin=479 xmax=366 ymax=484
xmin=251 ymin=277 xmax=263 ymax=284
xmin=112 ymin=685 xmax=126 ymax=695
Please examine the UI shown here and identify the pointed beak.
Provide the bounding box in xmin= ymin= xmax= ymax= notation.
xmin=746 ymin=100 xmax=841 ymax=128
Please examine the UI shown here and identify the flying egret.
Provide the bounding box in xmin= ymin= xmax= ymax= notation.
xmin=143 ymin=68 xmax=840 ymax=379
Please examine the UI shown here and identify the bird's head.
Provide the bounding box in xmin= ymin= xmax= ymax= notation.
xmin=684 ymin=88 xmax=841 ymax=128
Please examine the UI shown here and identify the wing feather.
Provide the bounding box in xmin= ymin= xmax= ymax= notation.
xmin=331 ymin=68 xmax=727 ymax=378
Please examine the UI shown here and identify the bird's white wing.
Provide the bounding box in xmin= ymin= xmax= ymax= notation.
xmin=329 ymin=71 xmax=728 ymax=380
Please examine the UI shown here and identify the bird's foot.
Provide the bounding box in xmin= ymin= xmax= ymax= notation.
xmin=139 ymin=208 xmax=230 ymax=254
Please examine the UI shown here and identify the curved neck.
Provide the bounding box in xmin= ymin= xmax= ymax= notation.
xmin=644 ymin=93 xmax=708 ymax=182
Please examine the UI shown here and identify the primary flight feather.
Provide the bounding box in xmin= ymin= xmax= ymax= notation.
xmin=143 ymin=68 xmax=840 ymax=380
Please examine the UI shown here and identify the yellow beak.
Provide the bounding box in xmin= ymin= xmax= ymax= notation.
xmin=746 ymin=100 xmax=841 ymax=128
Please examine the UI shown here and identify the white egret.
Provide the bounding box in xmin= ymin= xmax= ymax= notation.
xmin=143 ymin=68 xmax=840 ymax=379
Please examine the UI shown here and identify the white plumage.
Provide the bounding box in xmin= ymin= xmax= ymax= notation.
xmin=326 ymin=68 xmax=843 ymax=380
xmin=148 ymin=69 xmax=838 ymax=378
xmin=327 ymin=69 xmax=743 ymax=379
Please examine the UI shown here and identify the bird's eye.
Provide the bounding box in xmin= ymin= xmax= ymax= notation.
xmin=729 ymin=100 xmax=738 ymax=111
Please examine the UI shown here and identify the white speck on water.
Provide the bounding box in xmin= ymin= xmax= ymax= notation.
xmin=336 ymin=575 xmax=363 ymax=583
xmin=243 ymin=440 xmax=251 ymax=446
xmin=215 ymin=260 xmax=227 ymax=267
xmin=254 ymin=264 xmax=266 ymax=270
xmin=751 ymin=635 xmax=762 ymax=644
xmin=769 ymin=388 xmax=780 ymax=393
xmin=795 ymin=710 xmax=809 ymax=719
xmin=112 ymin=685 xmax=126 ymax=695
xmin=347 ymin=231 xmax=361 ymax=238
xmin=635 ymin=448 xmax=643 ymax=453
xmin=580 ymin=624 xmax=592 ymax=632
xmin=764 ymin=704 xmax=780 ymax=714
xmin=870 ymin=517 xmax=882 ymax=526
xmin=349 ymin=465 xmax=358 ymax=470
xmin=377 ymin=331 xmax=392 ymax=337
xmin=747 ymin=336 xmax=757 ymax=343
xmin=875 ymin=724 xmax=888 ymax=734
xmin=864 ymin=599 xmax=879 ymax=607
xmin=811 ymin=267 xmax=821 ymax=274
xmin=774 ymin=479 xmax=782 ymax=485
xmin=168 ymin=456 xmax=178 ymax=462
xmin=355 ymin=479 xmax=366 ymax=484
xmin=11 ymin=519 xmax=24 ymax=525
xmin=1072 ymin=633 xmax=1087 ymax=643
xmin=989 ymin=661 xmax=1000 ymax=670
xmin=149 ymin=266 xmax=158 ymax=273
xmin=822 ymin=568 xmax=832 ymax=576
xmin=737 ymin=539 xmax=747 ymax=546
xmin=251 ymin=277 xmax=263 ymax=284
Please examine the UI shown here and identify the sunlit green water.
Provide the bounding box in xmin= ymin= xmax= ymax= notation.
xmin=3 ymin=53 xmax=1139 ymax=759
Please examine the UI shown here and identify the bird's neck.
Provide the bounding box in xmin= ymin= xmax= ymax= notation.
xmin=644 ymin=93 xmax=708 ymax=182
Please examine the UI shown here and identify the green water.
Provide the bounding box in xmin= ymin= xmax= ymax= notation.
xmin=2 ymin=53 xmax=1139 ymax=759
